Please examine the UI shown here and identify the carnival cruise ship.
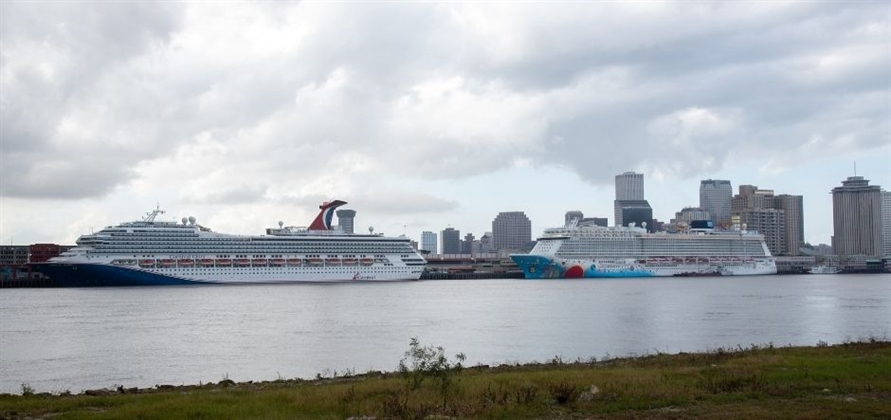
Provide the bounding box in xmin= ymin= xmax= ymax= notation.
xmin=34 ymin=200 xmax=426 ymax=286
xmin=511 ymin=221 xmax=776 ymax=278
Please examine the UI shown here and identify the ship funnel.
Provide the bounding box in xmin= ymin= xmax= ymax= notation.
xmin=308 ymin=200 xmax=348 ymax=231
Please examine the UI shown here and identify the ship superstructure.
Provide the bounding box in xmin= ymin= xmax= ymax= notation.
xmin=511 ymin=222 xmax=776 ymax=278
xmin=35 ymin=201 xmax=426 ymax=286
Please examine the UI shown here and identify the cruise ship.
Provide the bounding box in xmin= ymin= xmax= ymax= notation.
xmin=511 ymin=221 xmax=776 ymax=278
xmin=34 ymin=200 xmax=427 ymax=286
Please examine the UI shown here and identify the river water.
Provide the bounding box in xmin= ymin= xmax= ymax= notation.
xmin=1 ymin=274 xmax=888 ymax=394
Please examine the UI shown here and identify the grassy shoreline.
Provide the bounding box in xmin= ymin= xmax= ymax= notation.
xmin=3 ymin=340 xmax=890 ymax=419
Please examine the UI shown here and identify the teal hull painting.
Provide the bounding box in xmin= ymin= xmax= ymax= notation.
xmin=510 ymin=255 xmax=655 ymax=279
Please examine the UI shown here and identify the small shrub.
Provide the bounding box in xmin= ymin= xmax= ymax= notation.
xmin=21 ymin=383 xmax=34 ymax=396
xmin=549 ymin=380 xmax=577 ymax=405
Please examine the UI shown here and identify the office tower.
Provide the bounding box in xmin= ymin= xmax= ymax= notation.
xmin=479 ymin=232 xmax=494 ymax=254
xmin=775 ymin=194 xmax=804 ymax=256
xmin=615 ymin=200 xmax=654 ymax=231
xmin=463 ymin=233 xmax=475 ymax=255
xmin=614 ymin=171 xmax=646 ymax=228
xmin=492 ymin=212 xmax=531 ymax=251
xmin=492 ymin=211 xmax=532 ymax=251
xmin=731 ymin=185 xmax=785 ymax=256
xmin=565 ymin=211 xmax=584 ymax=226
xmin=335 ymin=209 xmax=356 ymax=234
xmin=441 ymin=227 xmax=461 ymax=254
xmin=832 ymin=176 xmax=883 ymax=257
xmin=615 ymin=171 xmax=644 ymax=200
xmin=883 ymin=191 xmax=891 ymax=256
xmin=420 ymin=231 xmax=437 ymax=254
xmin=670 ymin=207 xmax=711 ymax=231
xmin=700 ymin=179 xmax=732 ymax=226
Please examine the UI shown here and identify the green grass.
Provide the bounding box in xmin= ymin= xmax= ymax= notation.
xmin=3 ymin=341 xmax=890 ymax=419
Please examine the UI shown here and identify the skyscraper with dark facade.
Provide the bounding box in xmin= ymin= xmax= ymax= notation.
xmin=440 ymin=227 xmax=461 ymax=255
xmin=492 ymin=211 xmax=531 ymax=251
xmin=700 ymin=179 xmax=732 ymax=226
xmin=832 ymin=176 xmax=883 ymax=257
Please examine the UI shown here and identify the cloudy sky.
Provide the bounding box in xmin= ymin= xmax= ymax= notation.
xmin=1 ymin=1 xmax=889 ymax=247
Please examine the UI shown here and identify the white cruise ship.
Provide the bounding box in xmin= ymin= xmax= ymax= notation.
xmin=35 ymin=200 xmax=426 ymax=286
xmin=511 ymin=221 xmax=776 ymax=278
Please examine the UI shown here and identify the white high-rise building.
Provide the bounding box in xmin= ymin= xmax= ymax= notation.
xmin=615 ymin=171 xmax=644 ymax=227
xmin=831 ymin=176 xmax=883 ymax=257
xmin=420 ymin=231 xmax=437 ymax=254
xmin=615 ymin=171 xmax=644 ymax=200
xmin=882 ymin=190 xmax=891 ymax=256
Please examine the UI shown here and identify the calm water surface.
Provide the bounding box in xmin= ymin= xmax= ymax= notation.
xmin=1 ymin=274 xmax=889 ymax=394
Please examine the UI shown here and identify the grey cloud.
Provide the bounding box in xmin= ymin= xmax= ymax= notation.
xmin=180 ymin=184 xmax=268 ymax=205
xmin=353 ymin=192 xmax=460 ymax=215
xmin=0 ymin=1 xmax=887 ymax=201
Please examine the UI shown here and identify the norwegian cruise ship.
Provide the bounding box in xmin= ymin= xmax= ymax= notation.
xmin=511 ymin=221 xmax=776 ymax=278
xmin=34 ymin=200 xmax=427 ymax=286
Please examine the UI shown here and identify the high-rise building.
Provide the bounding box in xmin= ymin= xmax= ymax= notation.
xmin=463 ymin=233 xmax=475 ymax=255
xmin=441 ymin=227 xmax=461 ymax=255
xmin=670 ymin=207 xmax=711 ymax=231
xmin=731 ymin=185 xmax=785 ymax=256
xmin=565 ymin=211 xmax=584 ymax=226
xmin=479 ymin=232 xmax=494 ymax=254
xmin=492 ymin=211 xmax=532 ymax=251
xmin=615 ymin=171 xmax=644 ymax=200
xmin=832 ymin=176 xmax=883 ymax=257
xmin=335 ymin=209 xmax=356 ymax=234
xmin=615 ymin=171 xmax=646 ymax=228
xmin=420 ymin=231 xmax=437 ymax=254
xmin=882 ymin=191 xmax=891 ymax=256
xmin=700 ymin=179 xmax=732 ymax=226
xmin=615 ymin=200 xmax=654 ymax=231
xmin=775 ymin=194 xmax=804 ymax=256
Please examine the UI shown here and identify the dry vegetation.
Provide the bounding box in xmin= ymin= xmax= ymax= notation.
xmin=2 ymin=340 xmax=890 ymax=419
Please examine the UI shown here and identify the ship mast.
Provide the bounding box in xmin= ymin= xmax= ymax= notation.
xmin=143 ymin=205 xmax=165 ymax=222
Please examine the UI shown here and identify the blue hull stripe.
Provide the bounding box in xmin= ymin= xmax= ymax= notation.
xmin=32 ymin=263 xmax=206 ymax=287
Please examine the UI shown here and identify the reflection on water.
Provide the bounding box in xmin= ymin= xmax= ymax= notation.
xmin=0 ymin=274 xmax=888 ymax=393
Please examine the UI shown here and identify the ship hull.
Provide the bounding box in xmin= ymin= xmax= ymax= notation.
xmin=32 ymin=263 xmax=422 ymax=287
xmin=511 ymin=255 xmax=776 ymax=279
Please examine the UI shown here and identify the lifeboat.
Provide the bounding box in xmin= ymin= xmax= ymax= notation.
xmin=360 ymin=258 xmax=374 ymax=266
xmin=235 ymin=258 xmax=251 ymax=266
xmin=216 ymin=259 xmax=232 ymax=267
xmin=159 ymin=259 xmax=176 ymax=267
xmin=270 ymin=258 xmax=286 ymax=266
xmin=199 ymin=259 xmax=215 ymax=266
xmin=178 ymin=259 xmax=195 ymax=267
xmin=325 ymin=258 xmax=341 ymax=266
xmin=251 ymin=258 xmax=268 ymax=266
xmin=307 ymin=258 xmax=323 ymax=266
xmin=342 ymin=258 xmax=358 ymax=266
xmin=139 ymin=259 xmax=155 ymax=268
xmin=286 ymin=258 xmax=303 ymax=266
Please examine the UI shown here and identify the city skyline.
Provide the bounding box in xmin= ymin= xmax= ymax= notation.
xmin=1 ymin=2 xmax=889 ymax=247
